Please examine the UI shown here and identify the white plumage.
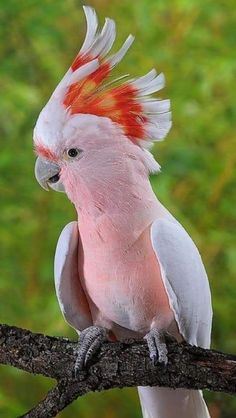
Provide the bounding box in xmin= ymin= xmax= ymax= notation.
xmin=151 ymin=218 xmax=212 ymax=348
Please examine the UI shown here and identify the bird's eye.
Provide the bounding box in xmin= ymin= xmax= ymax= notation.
xmin=67 ymin=148 xmax=80 ymax=158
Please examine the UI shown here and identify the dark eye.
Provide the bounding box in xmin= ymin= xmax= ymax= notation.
xmin=67 ymin=148 xmax=79 ymax=158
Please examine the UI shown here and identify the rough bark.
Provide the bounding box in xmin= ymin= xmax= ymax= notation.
xmin=0 ymin=323 xmax=236 ymax=418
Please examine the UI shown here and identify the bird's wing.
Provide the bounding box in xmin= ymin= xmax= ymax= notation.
xmin=54 ymin=221 xmax=92 ymax=332
xmin=150 ymin=218 xmax=212 ymax=348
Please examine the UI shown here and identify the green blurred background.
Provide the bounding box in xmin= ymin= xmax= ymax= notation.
xmin=0 ymin=0 xmax=235 ymax=416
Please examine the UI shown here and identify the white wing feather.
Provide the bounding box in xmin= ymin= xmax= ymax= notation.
xmin=54 ymin=221 xmax=92 ymax=332
xmin=150 ymin=218 xmax=212 ymax=348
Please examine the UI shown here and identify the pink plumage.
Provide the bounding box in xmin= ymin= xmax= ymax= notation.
xmin=34 ymin=6 xmax=212 ymax=418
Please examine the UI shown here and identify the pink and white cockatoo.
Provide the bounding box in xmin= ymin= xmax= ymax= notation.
xmin=34 ymin=6 xmax=212 ymax=418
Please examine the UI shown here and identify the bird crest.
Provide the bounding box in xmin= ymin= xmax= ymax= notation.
xmin=34 ymin=6 xmax=171 ymax=152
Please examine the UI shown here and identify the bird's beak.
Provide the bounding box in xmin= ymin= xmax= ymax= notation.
xmin=34 ymin=157 xmax=65 ymax=193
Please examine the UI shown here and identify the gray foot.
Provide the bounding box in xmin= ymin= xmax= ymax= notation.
xmin=144 ymin=328 xmax=168 ymax=365
xmin=74 ymin=326 xmax=108 ymax=376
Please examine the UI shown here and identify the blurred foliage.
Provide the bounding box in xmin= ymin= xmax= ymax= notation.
xmin=0 ymin=0 xmax=235 ymax=417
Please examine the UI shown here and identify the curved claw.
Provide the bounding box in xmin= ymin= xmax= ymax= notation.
xmin=144 ymin=328 xmax=168 ymax=365
xmin=74 ymin=326 xmax=108 ymax=376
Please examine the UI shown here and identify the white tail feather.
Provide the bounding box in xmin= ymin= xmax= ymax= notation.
xmin=138 ymin=387 xmax=211 ymax=418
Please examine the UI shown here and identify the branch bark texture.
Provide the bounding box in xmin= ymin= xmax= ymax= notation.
xmin=0 ymin=323 xmax=236 ymax=417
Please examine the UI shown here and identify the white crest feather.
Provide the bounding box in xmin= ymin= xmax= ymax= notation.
xmin=87 ymin=17 xmax=116 ymax=58
xmin=80 ymin=6 xmax=98 ymax=54
xmin=142 ymin=99 xmax=170 ymax=114
xmin=67 ymin=59 xmax=99 ymax=86
xmin=135 ymin=72 xmax=165 ymax=95
xmin=107 ymin=34 xmax=135 ymax=67
xmin=132 ymin=69 xmax=157 ymax=90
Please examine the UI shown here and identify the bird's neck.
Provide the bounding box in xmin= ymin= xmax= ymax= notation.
xmin=72 ymin=167 xmax=165 ymax=247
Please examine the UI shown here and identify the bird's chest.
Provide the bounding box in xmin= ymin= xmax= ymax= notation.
xmin=78 ymin=226 xmax=170 ymax=333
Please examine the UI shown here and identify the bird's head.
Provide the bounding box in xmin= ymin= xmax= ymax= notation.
xmin=34 ymin=6 xmax=172 ymax=204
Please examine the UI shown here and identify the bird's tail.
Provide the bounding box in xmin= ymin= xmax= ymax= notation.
xmin=138 ymin=386 xmax=211 ymax=418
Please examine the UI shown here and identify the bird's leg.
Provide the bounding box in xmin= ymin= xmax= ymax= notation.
xmin=74 ymin=325 xmax=108 ymax=376
xmin=144 ymin=328 xmax=169 ymax=365
xmin=144 ymin=311 xmax=179 ymax=365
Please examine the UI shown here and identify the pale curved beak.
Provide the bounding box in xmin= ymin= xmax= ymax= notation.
xmin=34 ymin=157 xmax=65 ymax=193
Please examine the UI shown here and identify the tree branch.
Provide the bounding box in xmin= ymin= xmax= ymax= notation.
xmin=0 ymin=323 xmax=236 ymax=417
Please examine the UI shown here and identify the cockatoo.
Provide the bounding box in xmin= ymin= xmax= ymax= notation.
xmin=34 ymin=6 xmax=212 ymax=418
